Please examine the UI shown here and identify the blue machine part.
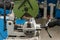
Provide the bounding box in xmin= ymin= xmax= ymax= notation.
xmin=15 ymin=19 xmax=26 ymax=25
xmin=55 ymin=9 xmax=60 ymax=19
xmin=0 ymin=8 xmax=11 ymax=15
xmin=0 ymin=19 xmax=8 ymax=40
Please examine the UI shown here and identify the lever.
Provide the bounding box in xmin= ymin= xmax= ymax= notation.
xmin=4 ymin=1 xmax=7 ymax=31
xmin=45 ymin=27 xmax=52 ymax=38
xmin=41 ymin=26 xmax=52 ymax=38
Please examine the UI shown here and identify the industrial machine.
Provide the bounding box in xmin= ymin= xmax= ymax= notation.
xmin=6 ymin=5 xmax=53 ymax=40
xmin=7 ymin=18 xmax=41 ymax=39
xmin=6 ymin=2 xmax=41 ymax=39
xmin=0 ymin=0 xmax=41 ymax=40
xmin=0 ymin=0 xmax=60 ymax=40
xmin=4 ymin=0 xmax=52 ymax=40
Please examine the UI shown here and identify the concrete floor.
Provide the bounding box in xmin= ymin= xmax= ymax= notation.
xmin=36 ymin=19 xmax=60 ymax=40
xmin=41 ymin=26 xmax=60 ymax=40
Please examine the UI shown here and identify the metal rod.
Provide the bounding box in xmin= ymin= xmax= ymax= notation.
xmin=4 ymin=1 xmax=7 ymax=31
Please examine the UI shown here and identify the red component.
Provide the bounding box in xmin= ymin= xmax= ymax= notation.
xmin=47 ymin=15 xmax=50 ymax=19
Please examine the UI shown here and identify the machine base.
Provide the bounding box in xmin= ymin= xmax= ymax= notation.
xmin=5 ymin=36 xmax=41 ymax=40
